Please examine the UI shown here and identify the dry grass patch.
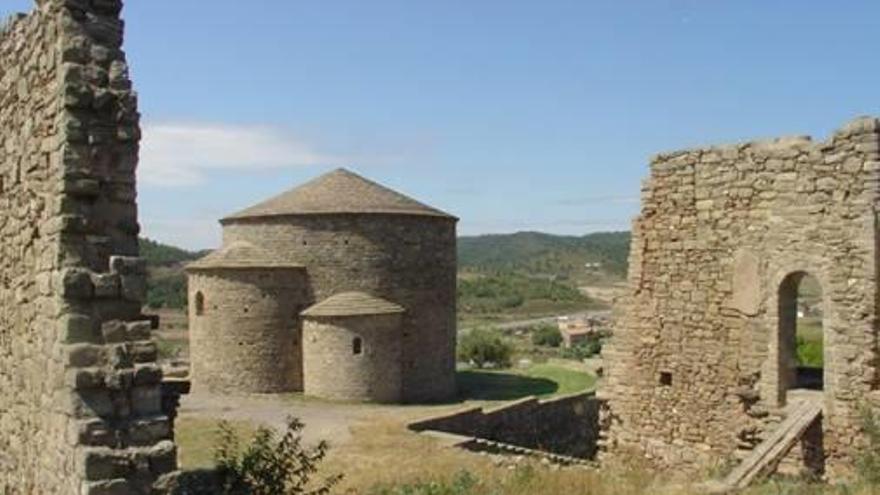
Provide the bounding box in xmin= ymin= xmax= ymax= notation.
xmin=175 ymin=416 xmax=258 ymax=470
xmin=322 ymin=417 xmax=684 ymax=495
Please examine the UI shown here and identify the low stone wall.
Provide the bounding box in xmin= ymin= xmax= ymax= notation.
xmin=409 ymin=391 xmax=601 ymax=459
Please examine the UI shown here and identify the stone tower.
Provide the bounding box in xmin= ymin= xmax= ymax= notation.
xmin=188 ymin=168 xmax=458 ymax=403
xmin=602 ymin=117 xmax=880 ymax=478
xmin=0 ymin=1 xmax=180 ymax=492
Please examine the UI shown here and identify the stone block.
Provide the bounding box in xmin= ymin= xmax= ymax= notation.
xmin=127 ymin=416 xmax=171 ymax=446
xmin=133 ymin=364 xmax=162 ymax=386
xmin=125 ymin=320 xmax=152 ymax=340
xmin=119 ymin=273 xmax=147 ymax=302
xmin=69 ymin=368 xmax=106 ymax=390
xmin=64 ymin=314 xmax=101 ymax=344
xmin=104 ymin=369 xmax=133 ymax=391
xmin=75 ymin=418 xmax=115 ymax=447
xmin=66 ymin=344 xmax=105 ymax=368
xmin=62 ymin=268 xmax=95 ymax=299
xmin=101 ymin=320 xmax=127 ymax=343
xmin=109 ymin=256 xmax=146 ymax=275
xmin=128 ymin=341 xmax=158 ymax=364
xmin=80 ymin=447 xmax=132 ymax=481
xmin=148 ymin=440 xmax=177 ymax=475
xmin=131 ymin=386 xmax=162 ymax=415
xmin=80 ymin=479 xmax=131 ymax=495
xmin=75 ymin=389 xmax=115 ymax=418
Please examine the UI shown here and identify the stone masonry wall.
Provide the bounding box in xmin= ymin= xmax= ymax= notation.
xmin=0 ymin=1 xmax=178 ymax=493
xmin=302 ymin=313 xmax=403 ymax=403
xmin=222 ymin=213 xmax=458 ymax=403
xmin=188 ymin=268 xmax=308 ymax=393
xmin=602 ymin=117 xmax=880 ymax=478
xmin=409 ymin=391 xmax=601 ymax=459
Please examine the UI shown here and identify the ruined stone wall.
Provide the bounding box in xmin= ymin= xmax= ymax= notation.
xmin=602 ymin=117 xmax=880 ymax=477
xmin=0 ymin=1 xmax=178 ymax=492
xmin=302 ymin=313 xmax=403 ymax=402
xmin=222 ymin=213 xmax=457 ymax=402
xmin=409 ymin=391 xmax=601 ymax=459
xmin=188 ymin=268 xmax=308 ymax=393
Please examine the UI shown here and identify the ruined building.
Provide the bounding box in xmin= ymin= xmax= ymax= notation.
xmin=602 ymin=117 xmax=880 ymax=480
xmin=0 ymin=0 xmax=181 ymax=493
xmin=187 ymin=168 xmax=458 ymax=403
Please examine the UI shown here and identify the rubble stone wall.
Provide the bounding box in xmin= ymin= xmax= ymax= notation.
xmin=409 ymin=391 xmax=601 ymax=459
xmin=302 ymin=313 xmax=403 ymax=403
xmin=0 ymin=1 xmax=178 ymax=493
xmin=188 ymin=268 xmax=308 ymax=393
xmin=602 ymin=117 xmax=880 ymax=478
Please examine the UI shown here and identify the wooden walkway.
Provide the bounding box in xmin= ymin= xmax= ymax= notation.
xmin=716 ymin=396 xmax=822 ymax=491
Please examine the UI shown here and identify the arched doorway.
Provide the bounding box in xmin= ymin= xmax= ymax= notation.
xmin=777 ymin=271 xmax=824 ymax=401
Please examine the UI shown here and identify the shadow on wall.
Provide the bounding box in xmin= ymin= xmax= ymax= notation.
xmin=456 ymin=371 xmax=558 ymax=401
xmin=409 ymin=391 xmax=601 ymax=459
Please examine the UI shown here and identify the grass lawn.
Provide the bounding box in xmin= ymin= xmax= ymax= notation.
xmin=457 ymin=363 xmax=596 ymax=401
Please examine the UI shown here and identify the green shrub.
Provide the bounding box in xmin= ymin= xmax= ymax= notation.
xmin=147 ymin=272 xmax=187 ymax=309
xmin=795 ymin=335 xmax=823 ymax=368
xmin=561 ymin=338 xmax=602 ymax=361
xmin=205 ymin=416 xmax=341 ymax=495
xmin=457 ymin=328 xmax=513 ymax=369
xmin=531 ymin=324 xmax=562 ymax=347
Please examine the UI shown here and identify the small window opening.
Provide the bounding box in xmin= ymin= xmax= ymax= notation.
xmin=243 ymin=307 xmax=249 ymax=314
xmin=352 ymin=337 xmax=363 ymax=355
xmin=195 ymin=292 xmax=205 ymax=316
xmin=659 ymin=371 xmax=672 ymax=386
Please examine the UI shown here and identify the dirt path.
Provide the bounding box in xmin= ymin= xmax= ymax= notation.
xmin=178 ymin=392 xmax=468 ymax=448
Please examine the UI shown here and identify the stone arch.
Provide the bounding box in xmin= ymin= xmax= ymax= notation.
xmin=765 ymin=266 xmax=830 ymax=407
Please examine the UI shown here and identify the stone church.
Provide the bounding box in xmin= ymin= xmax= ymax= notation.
xmin=186 ymin=168 xmax=458 ymax=403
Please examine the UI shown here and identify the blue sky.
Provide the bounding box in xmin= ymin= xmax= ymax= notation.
xmin=4 ymin=1 xmax=880 ymax=249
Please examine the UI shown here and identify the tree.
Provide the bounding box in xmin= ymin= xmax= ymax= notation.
xmin=531 ymin=324 xmax=562 ymax=347
xmin=458 ymin=327 xmax=513 ymax=369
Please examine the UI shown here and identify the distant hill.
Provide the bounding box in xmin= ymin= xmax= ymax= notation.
xmin=458 ymin=231 xmax=631 ymax=282
xmin=139 ymin=238 xmax=204 ymax=309
xmin=139 ymin=237 xmax=205 ymax=267
xmin=138 ymin=231 xmax=632 ymax=309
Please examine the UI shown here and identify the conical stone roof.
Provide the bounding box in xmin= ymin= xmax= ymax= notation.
xmin=301 ymin=291 xmax=405 ymax=317
xmin=186 ymin=241 xmax=304 ymax=271
xmin=222 ymin=168 xmax=455 ymax=222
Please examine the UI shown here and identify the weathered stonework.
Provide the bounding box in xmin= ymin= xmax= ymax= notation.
xmin=409 ymin=391 xmax=601 ymax=459
xmin=188 ymin=169 xmax=458 ymax=403
xmin=303 ymin=311 xmax=404 ymax=403
xmin=602 ymin=117 xmax=880 ymax=479
xmin=0 ymin=1 xmax=179 ymax=492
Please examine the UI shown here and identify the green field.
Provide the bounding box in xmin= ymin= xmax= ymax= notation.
xmin=797 ymin=316 xmax=823 ymax=368
xmin=457 ymin=363 xmax=596 ymax=401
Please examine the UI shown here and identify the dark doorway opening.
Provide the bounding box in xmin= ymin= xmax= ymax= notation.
xmin=778 ymin=272 xmax=824 ymax=394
